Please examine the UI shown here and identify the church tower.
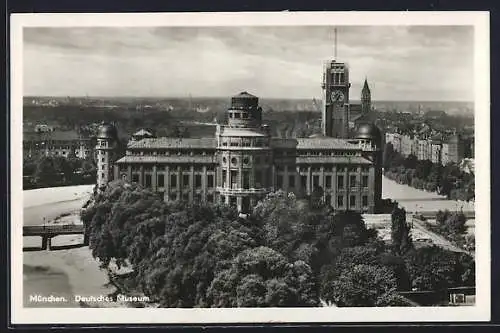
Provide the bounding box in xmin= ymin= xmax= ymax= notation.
xmin=322 ymin=28 xmax=351 ymax=138
xmin=361 ymin=78 xmax=371 ymax=114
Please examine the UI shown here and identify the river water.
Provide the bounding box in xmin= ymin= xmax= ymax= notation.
xmin=23 ymin=265 xmax=78 ymax=308
xmin=23 ymin=188 xmax=92 ymax=308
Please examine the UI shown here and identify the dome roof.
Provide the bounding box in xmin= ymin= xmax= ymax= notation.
xmin=97 ymin=123 xmax=118 ymax=139
xmin=231 ymin=91 xmax=259 ymax=109
xmin=234 ymin=91 xmax=257 ymax=99
xmin=355 ymin=123 xmax=381 ymax=141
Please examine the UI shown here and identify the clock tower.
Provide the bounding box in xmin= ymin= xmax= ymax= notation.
xmin=322 ymin=60 xmax=351 ymax=138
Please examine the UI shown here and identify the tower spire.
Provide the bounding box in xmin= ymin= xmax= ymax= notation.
xmin=334 ymin=27 xmax=338 ymax=60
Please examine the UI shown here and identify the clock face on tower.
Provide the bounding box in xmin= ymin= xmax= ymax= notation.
xmin=330 ymin=90 xmax=345 ymax=103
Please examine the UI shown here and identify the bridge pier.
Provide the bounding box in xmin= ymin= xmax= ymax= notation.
xmin=41 ymin=236 xmax=53 ymax=250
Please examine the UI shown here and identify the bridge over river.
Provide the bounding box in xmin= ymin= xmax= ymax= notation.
xmin=23 ymin=224 xmax=87 ymax=250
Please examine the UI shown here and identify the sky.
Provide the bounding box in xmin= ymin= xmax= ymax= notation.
xmin=23 ymin=25 xmax=474 ymax=101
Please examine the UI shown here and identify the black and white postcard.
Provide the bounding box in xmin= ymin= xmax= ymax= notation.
xmin=10 ymin=11 xmax=490 ymax=324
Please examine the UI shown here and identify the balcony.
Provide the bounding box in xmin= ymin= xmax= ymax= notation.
xmin=216 ymin=186 xmax=272 ymax=195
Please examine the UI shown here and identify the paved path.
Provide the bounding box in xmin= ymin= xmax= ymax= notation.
xmin=382 ymin=177 xmax=474 ymax=213
xmin=410 ymin=215 xmax=471 ymax=255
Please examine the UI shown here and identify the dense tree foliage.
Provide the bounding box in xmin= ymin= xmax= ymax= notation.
xmin=391 ymin=206 xmax=413 ymax=255
xmin=82 ymin=183 xmax=475 ymax=307
xmin=404 ymin=246 xmax=475 ymax=291
xmin=321 ymin=264 xmax=409 ymax=307
xmin=23 ymin=156 xmax=96 ymax=189
xmin=423 ymin=210 xmax=469 ymax=250
xmin=383 ymin=145 xmax=474 ymax=202
xmin=207 ymin=247 xmax=318 ymax=307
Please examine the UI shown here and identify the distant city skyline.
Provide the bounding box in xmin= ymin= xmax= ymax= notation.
xmin=24 ymin=26 xmax=474 ymax=101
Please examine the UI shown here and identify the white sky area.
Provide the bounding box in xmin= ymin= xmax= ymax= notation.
xmin=23 ymin=26 xmax=473 ymax=101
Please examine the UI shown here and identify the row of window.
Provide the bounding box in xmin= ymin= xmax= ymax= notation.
xmin=221 ymin=156 xmax=270 ymax=165
xmin=124 ymin=164 xmax=370 ymax=174
xmin=228 ymin=111 xmax=252 ymax=119
xmin=280 ymin=174 xmax=369 ymax=190
xmin=131 ymin=173 xmax=215 ymax=189
xmin=164 ymin=192 xmax=368 ymax=209
xmin=220 ymin=138 xmax=268 ymax=148
xmin=302 ymin=151 xmax=357 ymax=157
xmin=288 ymin=165 xmax=370 ymax=173
xmin=129 ymin=150 xmax=214 ymax=156
xmin=24 ymin=144 xmax=80 ymax=150
xmin=127 ymin=165 xmax=216 ymax=172
xmin=335 ymin=194 xmax=369 ymax=208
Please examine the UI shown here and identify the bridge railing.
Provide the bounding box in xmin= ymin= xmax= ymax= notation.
xmin=23 ymin=224 xmax=84 ymax=235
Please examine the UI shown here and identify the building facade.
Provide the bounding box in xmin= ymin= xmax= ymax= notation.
xmin=97 ymin=55 xmax=383 ymax=213
xmin=23 ymin=130 xmax=93 ymax=160
xmin=385 ymin=131 xmax=464 ymax=166
xmin=99 ymin=91 xmax=383 ymax=214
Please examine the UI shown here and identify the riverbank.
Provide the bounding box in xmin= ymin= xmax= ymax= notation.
xmin=24 ymin=184 xmax=94 ymax=208
xmin=23 ymin=185 xmax=151 ymax=308
xmin=382 ymin=176 xmax=474 ymax=213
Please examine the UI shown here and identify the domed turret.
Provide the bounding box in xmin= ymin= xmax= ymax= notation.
xmin=231 ymin=91 xmax=259 ymax=109
xmin=355 ymin=123 xmax=381 ymax=144
xmin=97 ymin=123 xmax=118 ymax=139
xmin=227 ymin=91 xmax=262 ymax=128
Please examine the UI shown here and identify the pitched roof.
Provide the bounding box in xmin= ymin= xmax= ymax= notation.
xmin=234 ymin=91 xmax=257 ymax=99
xmin=362 ymin=78 xmax=371 ymax=92
xmin=350 ymin=104 xmax=362 ymax=114
xmin=270 ymin=138 xmax=299 ymax=149
xmin=127 ymin=137 xmax=217 ymax=149
xmin=297 ymin=156 xmax=372 ymax=164
xmin=296 ymin=138 xmax=359 ymax=150
xmin=133 ymin=129 xmax=153 ymax=137
xmin=219 ymin=128 xmax=267 ymax=137
xmin=270 ymin=137 xmax=359 ymax=150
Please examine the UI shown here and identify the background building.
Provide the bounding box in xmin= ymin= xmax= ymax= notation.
xmin=23 ymin=129 xmax=93 ymax=159
xmin=385 ymin=131 xmax=465 ymax=166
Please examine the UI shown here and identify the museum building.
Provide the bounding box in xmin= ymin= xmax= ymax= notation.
xmin=95 ymin=60 xmax=383 ymax=213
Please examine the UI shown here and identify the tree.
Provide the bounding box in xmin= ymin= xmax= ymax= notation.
xmin=383 ymin=142 xmax=395 ymax=169
xmin=403 ymin=154 xmax=418 ymax=169
xmin=207 ymin=247 xmax=318 ymax=307
xmin=23 ymin=159 xmax=37 ymax=176
xmin=415 ymin=160 xmax=433 ymax=181
xmin=34 ymin=156 xmax=57 ymax=185
xmin=320 ymin=264 xmax=404 ymax=307
xmin=444 ymin=212 xmax=467 ymax=235
xmin=391 ymin=206 xmax=412 ymax=255
xmin=404 ymin=246 xmax=473 ymax=291
xmin=428 ymin=163 xmax=443 ymax=187
xmin=331 ymin=211 xmax=371 ymax=248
